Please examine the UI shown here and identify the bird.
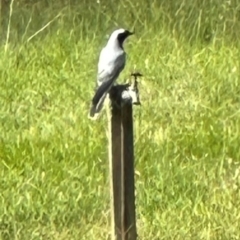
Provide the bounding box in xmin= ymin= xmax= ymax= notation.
xmin=89 ymin=28 xmax=134 ymax=119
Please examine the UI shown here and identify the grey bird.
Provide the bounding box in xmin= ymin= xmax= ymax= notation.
xmin=89 ymin=28 xmax=134 ymax=119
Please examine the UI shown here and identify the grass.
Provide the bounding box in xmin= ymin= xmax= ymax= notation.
xmin=0 ymin=0 xmax=240 ymax=239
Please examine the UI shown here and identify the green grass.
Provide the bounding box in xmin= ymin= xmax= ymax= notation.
xmin=0 ymin=0 xmax=240 ymax=239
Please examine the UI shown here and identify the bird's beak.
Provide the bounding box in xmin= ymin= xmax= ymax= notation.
xmin=128 ymin=31 xmax=134 ymax=36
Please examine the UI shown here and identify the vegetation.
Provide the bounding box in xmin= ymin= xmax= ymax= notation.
xmin=0 ymin=0 xmax=240 ymax=239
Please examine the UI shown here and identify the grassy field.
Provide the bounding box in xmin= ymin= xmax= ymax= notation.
xmin=0 ymin=0 xmax=240 ymax=239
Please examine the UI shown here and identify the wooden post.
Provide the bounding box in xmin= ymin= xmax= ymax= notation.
xmin=110 ymin=96 xmax=124 ymax=240
xmin=121 ymin=103 xmax=137 ymax=239
xmin=108 ymin=73 xmax=141 ymax=240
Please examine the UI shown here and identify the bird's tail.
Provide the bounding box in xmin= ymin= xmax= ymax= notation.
xmin=88 ymin=81 xmax=112 ymax=119
xmin=89 ymin=92 xmax=108 ymax=119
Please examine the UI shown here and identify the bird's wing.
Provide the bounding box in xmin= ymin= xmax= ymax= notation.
xmin=89 ymin=62 xmax=123 ymax=118
xmin=97 ymin=47 xmax=125 ymax=85
xmin=93 ymin=51 xmax=125 ymax=103
xmin=89 ymin=51 xmax=126 ymax=118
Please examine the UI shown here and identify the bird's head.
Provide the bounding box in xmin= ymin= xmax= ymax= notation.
xmin=108 ymin=28 xmax=134 ymax=49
